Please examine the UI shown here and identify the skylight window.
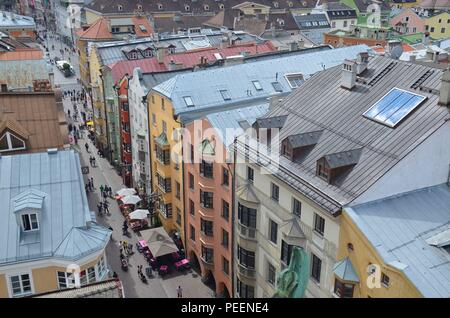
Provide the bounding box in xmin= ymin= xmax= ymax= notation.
xmin=252 ymin=80 xmax=263 ymax=91
xmin=363 ymin=88 xmax=427 ymax=128
xmin=220 ymin=90 xmax=231 ymax=101
xmin=183 ymin=96 xmax=194 ymax=107
xmin=271 ymin=82 xmax=283 ymax=92
xmin=285 ymin=73 xmax=304 ymax=88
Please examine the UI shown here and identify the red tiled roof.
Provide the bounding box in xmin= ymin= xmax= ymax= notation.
xmin=132 ymin=16 xmax=154 ymax=38
xmin=371 ymin=43 xmax=415 ymax=54
xmin=0 ymin=49 xmax=43 ymax=61
xmin=78 ymin=18 xmax=114 ymax=40
xmin=108 ymin=42 xmax=276 ymax=81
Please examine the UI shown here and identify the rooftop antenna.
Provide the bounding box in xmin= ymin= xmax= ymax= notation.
xmin=276 ymin=72 xmax=278 ymax=81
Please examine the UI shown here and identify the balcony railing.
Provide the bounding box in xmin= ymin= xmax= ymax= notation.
xmin=237 ymin=222 xmax=256 ymax=240
xmin=237 ymin=263 xmax=256 ymax=279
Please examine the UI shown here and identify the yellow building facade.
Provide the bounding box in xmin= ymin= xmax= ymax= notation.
xmin=334 ymin=211 xmax=423 ymax=298
xmin=0 ymin=252 xmax=108 ymax=298
xmin=390 ymin=0 xmax=422 ymax=9
xmin=148 ymin=91 xmax=185 ymax=242
xmin=425 ymin=12 xmax=450 ymax=39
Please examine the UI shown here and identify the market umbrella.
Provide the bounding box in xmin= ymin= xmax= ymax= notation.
xmin=129 ymin=209 xmax=150 ymax=220
xmin=140 ymin=227 xmax=179 ymax=257
xmin=117 ymin=188 xmax=137 ymax=196
xmin=121 ymin=195 xmax=141 ymax=205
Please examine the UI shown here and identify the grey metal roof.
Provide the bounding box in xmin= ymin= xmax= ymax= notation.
xmin=324 ymin=148 xmax=363 ymax=169
xmin=286 ymin=130 xmax=323 ymax=148
xmin=346 ymin=184 xmax=450 ymax=297
xmin=206 ymin=103 xmax=269 ymax=147
xmin=255 ymin=115 xmax=288 ymax=129
xmin=0 ymin=11 xmax=35 ymax=28
xmin=152 ymin=45 xmax=370 ymax=121
xmin=237 ymin=56 xmax=450 ymax=215
xmin=0 ymin=150 xmax=111 ymax=266
xmin=0 ymin=59 xmax=50 ymax=90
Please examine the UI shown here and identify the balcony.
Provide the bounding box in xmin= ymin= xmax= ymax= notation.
xmin=237 ymin=222 xmax=257 ymax=240
xmin=237 ymin=263 xmax=256 ymax=279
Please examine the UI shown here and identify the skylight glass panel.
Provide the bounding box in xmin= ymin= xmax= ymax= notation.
xmin=252 ymin=80 xmax=263 ymax=91
xmin=220 ymin=90 xmax=231 ymax=101
xmin=183 ymin=96 xmax=194 ymax=107
xmin=271 ymin=82 xmax=283 ymax=92
xmin=363 ymin=88 xmax=426 ymax=128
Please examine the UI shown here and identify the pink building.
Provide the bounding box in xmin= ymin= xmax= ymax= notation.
xmin=390 ymin=8 xmax=426 ymax=34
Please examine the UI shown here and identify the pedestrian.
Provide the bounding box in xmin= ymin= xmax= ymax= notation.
xmin=90 ymin=177 xmax=94 ymax=189
xmin=127 ymin=244 xmax=133 ymax=254
xmin=92 ymin=157 xmax=96 ymax=167
xmin=103 ymin=201 xmax=110 ymax=215
xmin=89 ymin=156 xmax=93 ymax=167
xmin=112 ymin=271 xmax=118 ymax=279
xmin=97 ymin=202 xmax=103 ymax=216
xmin=85 ymin=183 xmax=89 ymax=195
xmin=177 ymin=286 xmax=183 ymax=298
xmin=85 ymin=142 xmax=89 ymax=152
xmin=100 ymin=184 xmax=104 ymax=196
xmin=103 ymin=190 xmax=107 ymax=200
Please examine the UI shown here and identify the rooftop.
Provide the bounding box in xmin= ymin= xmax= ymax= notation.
xmin=346 ymin=184 xmax=450 ymax=297
xmin=0 ymin=11 xmax=35 ymax=28
xmin=0 ymin=54 xmax=50 ymax=90
xmin=0 ymin=150 xmax=111 ymax=266
xmin=152 ymin=45 xmax=369 ymax=121
xmin=238 ymin=56 xmax=450 ymax=214
xmin=0 ymin=92 xmax=68 ymax=154
xmin=293 ymin=14 xmax=331 ymax=30
xmin=32 ymin=279 xmax=124 ymax=298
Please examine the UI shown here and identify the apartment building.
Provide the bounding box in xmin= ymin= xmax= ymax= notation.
xmin=233 ymin=54 xmax=450 ymax=298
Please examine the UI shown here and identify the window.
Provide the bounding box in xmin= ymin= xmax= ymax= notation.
xmin=151 ymin=95 xmax=155 ymax=104
xmin=200 ymin=160 xmax=214 ymax=178
xmin=190 ymin=224 xmax=195 ymax=241
xmin=201 ymin=245 xmax=214 ymax=263
xmin=189 ymin=173 xmax=194 ymax=190
xmin=200 ymin=190 xmax=214 ymax=208
xmin=425 ymin=25 xmax=429 ymax=31
xmin=223 ymin=257 xmax=229 ymax=275
xmin=158 ymin=3 xmax=163 ymax=10
xmin=343 ymin=20 xmax=348 ymax=27
xmin=381 ymin=273 xmax=390 ymax=287
xmin=155 ymin=145 xmax=170 ymax=165
xmin=152 ymin=113 xmax=156 ymax=126
xmin=441 ymin=28 xmax=445 ymax=33
xmin=222 ymin=229 xmax=229 ymax=248
xmin=311 ymin=254 xmax=322 ymax=283
xmin=317 ymin=162 xmax=328 ymax=180
xmin=97 ymin=256 xmax=107 ymax=279
xmin=156 ymin=173 xmax=171 ymax=193
xmin=431 ymin=27 xmax=435 ymax=32
xmin=281 ymin=240 xmax=293 ymax=265
xmin=269 ymin=219 xmax=278 ymax=244
xmin=162 ymin=120 xmax=167 ymax=134
xmin=57 ymin=271 xmax=75 ymax=289
xmin=332 ymin=21 xmax=336 ymax=28
xmin=271 ymin=183 xmax=279 ymax=202
xmin=237 ymin=279 xmax=254 ymax=298
xmin=185 ymin=5 xmax=190 ymax=11
xmin=252 ymin=80 xmax=263 ymax=91
xmin=10 ymin=274 xmax=32 ymax=297
xmin=247 ymin=166 xmax=254 ymax=183
xmin=222 ymin=167 xmax=229 ymax=186
xmin=200 ymin=219 xmax=213 ymax=236
xmin=21 ymin=213 xmax=39 ymax=231
xmin=189 ymin=199 xmax=195 ymax=216
xmin=190 ymin=144 xmax=194 ymax=162
xmin=117 ymin=4 xmax=123 ymax=11
xmin=222 ymin=200 xmax=229 ymax=221
xmin=405 ymin=16 xmax=409 ymax=22
xmin=438 ymin=19 xmax=442 ymax=23
xmin=0 ymin=131 xmax=26 ymax=153
xmin=183 ymin=96 xmax=194 ymax=107
xmin=285 ymin=73 xmax=304 ymax=88
xmin=238 ymin=203 xmax=257 ymax=228
xmin=334 ymin=279 xmax=354 ymax=298
xmin=175 ymin=181 xmax=180 ymax=199
xmin=204 ymin=4 xmax=209 ymax=10
xmin=161 ymin=97 xmax=165 ymax=110
xmin=160 ymin=202 xmax=172 ymax=218
xmin=219 ymin=4 xmax=224 ymax=10
xmin=267 ymin=262 xmax=276 ymax=285
xmin=292 ymin=198 xmax=301 ymax=218
xmin=271 ymin=82 xmax=283 ymax=92
xmin=220 ymin=89 xmax=231 ymax=101
xmin=237 ymin=245 xmax=255 ymax=269
xmin=314 ymin=213 xmax=325 ymax=236
xmin=413 ymin=27 xmax=416 ymax=33
xmin=176 ymin=208 xmax=181 ymax=225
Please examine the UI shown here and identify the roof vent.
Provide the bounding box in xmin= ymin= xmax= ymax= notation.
xmin=47 ymin=148 xmax=58 ymax=154
xmin=341 ymin=60 xmax=357 ymax=90
xmin=438 ymin=70 xmax=450 ymax=106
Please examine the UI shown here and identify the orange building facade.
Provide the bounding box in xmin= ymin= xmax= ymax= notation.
xmin=183 ymin=118 xmax=233 ymax=298
xmin=324 ymin=33 xmax=387 ymax=48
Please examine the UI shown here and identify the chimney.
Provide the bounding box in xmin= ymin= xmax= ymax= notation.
xmin=410 ymin=54 xmax=416 ymax=62
xmin=423 ymin=32 xmax=430 ymax=46
xmin=386 ymin=40 xmax=403 ymax=59
xmin=341 ymin=60 xmax=357 ymax=90
xmin=289 ymin=41 xmax=298 ymax=51
xmin=438 ymin=70 xmax=450 ymax=106
xmin=298 ymin=39 xmax=305 ymax=49
xmin=156 ymin=47 xmax=166 ymax=63
xmin=356 ymin=52 xmax=369 ymax=75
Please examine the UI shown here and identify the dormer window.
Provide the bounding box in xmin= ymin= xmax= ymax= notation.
xmin=117 ymin=5 xmax=123 ymax=11
xmin=185 ymin=5 xmax=190 ymax=11
xmin=137 ymin=4 xmax=143 ymax=10
xmin=282 ymin=131 xmax=322 ymax=161
xmin=204 ymin=4 xmax=209 ymax=10
xmin=288 ymin=1 xmax=293 ymax=8
xmin=285 ymin=73 xmax=304 ymax=88
xmin=128 ymin=51 xmax=138 ymax=60
xmin=21 ymin=213 xmax=39 ymax=231
xmin=316 ymin=149 xmax=363 ymax=183
xmin=0 ymin=131 xmax=26 ymax=153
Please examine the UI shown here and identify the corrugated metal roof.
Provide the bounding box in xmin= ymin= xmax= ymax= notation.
xmin=153 ymin=45 xmax=370 ymax=117
xmin=0 ymin=150 xmax=111 ymax=265
xmin=0 ymin=11 xmax=35 ymax=28
xmin=346 ymin=184 xmax=450 ymax=297
xmin=241 ymin=56 xmax=450 ymax=214
xmin=0 ymin=59 xmax=49 ymax=90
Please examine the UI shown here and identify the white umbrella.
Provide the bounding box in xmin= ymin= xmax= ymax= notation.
xmin=129 ymin=209 xmax=150 ymax=220
xmin=117 ymin=188 xmax=137 ymax=196
xmin=121 ymin=195 xmax=141 ymax=205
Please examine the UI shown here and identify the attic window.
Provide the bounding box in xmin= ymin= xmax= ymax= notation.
xmin=317 ymin=162 xmax=329 ymax=180
xmin=0 ymin=131 xmax=26 ymax=152
xmin=137 ymin=5 xmax=143 ymax=10
xmin=316 ymin=149 xmax=362 ymax=183
xmin=185 ymin=5 xmax=190 ymax=11
xmin=143 ymin=48 xmax=153 ymax=58
xmin=183 ymin=96 xmax=194 ymax=107
xmin=204 ymin=4 xmax=209 ymax=10
xmin=285 ymin=73 xmax=304 ymax=88
xmin=272 ymin=82 xmax=283 ymax=92
xmin=139 ymin=25 xmax=147 ymax=33
xmin=117 ymin=5 xmax=123 ymax=11
xmin=128 ymin=51 xmax=138 ymax=60
xmin=220 ymin=90 xmax=231 ymax=101
xmin=363 ymin=88 xmax=427 ymax=128
xmin=158 ymin=4 xmax=163 ymax=10
xmin=273 ymin=2 xmax=279 ymax=8
xmin=22 ymin=213 xmax=39 ymax=231
xmin=219 ymin=4 xmax=224 ymax=10
xmin=252 ymin=80 xmax=263 ymax=91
